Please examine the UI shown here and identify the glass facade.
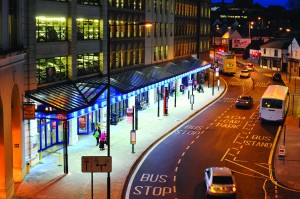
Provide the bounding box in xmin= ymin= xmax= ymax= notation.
xmin=77 ymin=53 xmax=100 ymax=76
xmin=36 ymin=56 xmax=67 ymax=85
xmin=36 ymin=17 xmax=67 ymax=42
xmin=77 ymin=18 xmax=102 ymax=40
xmin=37 ymin=119 xmax=64 ymax=151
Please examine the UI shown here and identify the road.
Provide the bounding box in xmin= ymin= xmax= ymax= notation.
xmin=123 ymin=67 xmax=300 ymax=199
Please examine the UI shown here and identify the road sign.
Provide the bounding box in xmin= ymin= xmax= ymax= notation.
xmin=82 ymin=156 xmax=112 ymax=173
xmin=82 ymin=156 xmax=92 ymax=172
xmin=278 ymin=146 xmax=286 ymax=157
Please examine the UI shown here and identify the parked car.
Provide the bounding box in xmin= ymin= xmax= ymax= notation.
xmin=204 ymin=167 xmax=237 ymax=198
xmin=240 ymin=69 xmax=250 ymax=78
xmin=235 ymin=95 xmax=253 ymax=109
xmin=245 ymin=63 xmax=254 ymax=71
xmin=272 ymin=72 xmax=282 ymax=81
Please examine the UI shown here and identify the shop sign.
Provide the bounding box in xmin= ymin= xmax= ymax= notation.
xmin=23 ymin=103 xmax=35 ymax=120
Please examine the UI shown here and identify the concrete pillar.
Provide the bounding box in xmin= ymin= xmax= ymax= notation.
xmin=68 ymin=117 xmax=78 ymax=145
xmin=148 ymin=89 xmax=155 ymax=105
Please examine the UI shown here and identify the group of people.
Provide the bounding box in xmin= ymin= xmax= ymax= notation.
xmin=93 ymin=124 xmax=107 ymax=151
xmin=193 ymin=79 xmax=204 ymax=93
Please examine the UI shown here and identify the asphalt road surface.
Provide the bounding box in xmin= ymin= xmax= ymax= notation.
xmin=123 ymin=68 xmax=300 ymax=199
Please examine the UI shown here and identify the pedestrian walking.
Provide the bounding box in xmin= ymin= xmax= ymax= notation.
xmin=93 ymin=126 xmax=100 ymax=146
xmin=99 ymin=131 xmax=106 ymax=151
xmin=193 ymin=79 xmax=197 ymax=90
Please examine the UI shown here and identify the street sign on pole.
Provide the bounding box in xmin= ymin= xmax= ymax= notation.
xmin=82 ymin=156 xmax=92 ymax=172
xmin=81 ymin=156 xmax=112 ymax=173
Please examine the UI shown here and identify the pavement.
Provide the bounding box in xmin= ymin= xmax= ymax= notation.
xmin=12 ymin=62 xmax=300 ymax=199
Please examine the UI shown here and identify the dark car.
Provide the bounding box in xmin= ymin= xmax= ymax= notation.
xmin=245 ymin=63 xmax=254 ymax=71
xmin=272 ymin=72 xmax=282 ymax=81
xmin=235 ymin=95 xmax=253 ymax=109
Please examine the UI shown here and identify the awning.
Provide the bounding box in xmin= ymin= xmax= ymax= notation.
xmin=25 ymin=58 xmax=210 ymax=115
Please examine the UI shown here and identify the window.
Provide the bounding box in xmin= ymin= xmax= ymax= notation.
xmin=274 ymin=50 xmax=278 ymax=57
xmin=262 ymin=99 xmax=283 ymax=109
xmin=36 ymin=57 xmax=67 ymax=85
xmin=77 ymin=53 xmax=100 ymax=76
xmin=77 ymin=0 xmax=100 ymax=6
xmin=212 ymin=176 xmax=234 ymax=184
xmin=36 ymin=17 xmax=67 ymax=42
xmin=77 ymin=19 xmax=101 ymax=40
xmin=164 ymin=45 xmax=168 ymax=59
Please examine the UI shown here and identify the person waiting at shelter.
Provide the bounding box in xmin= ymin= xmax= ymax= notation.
xmin=197 ymin=84 xmax=204 ymax=93
xmin=93 ymin=125 xmax=100 ymax=146
xmin=99 ymin=131 xmax=106 ymax=151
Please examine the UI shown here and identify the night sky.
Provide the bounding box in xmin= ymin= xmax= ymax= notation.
xmin=211 ymin=0 xmax=289 ymax=9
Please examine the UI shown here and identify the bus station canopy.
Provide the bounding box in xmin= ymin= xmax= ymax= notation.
xmin=25 ymin=58 xmax=210 ymax=114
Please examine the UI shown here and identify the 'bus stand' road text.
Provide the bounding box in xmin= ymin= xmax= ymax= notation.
xmin=243 ymin=135 xmax=272 ymax=148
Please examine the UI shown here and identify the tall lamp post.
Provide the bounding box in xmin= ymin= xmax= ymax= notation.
xmin=248 ymin=21 xmax=254 ymax=38
xmin=106 ymin=17 xmax=111 ymax=199
xmin=106 ymin=20 xmax=151 ymax=199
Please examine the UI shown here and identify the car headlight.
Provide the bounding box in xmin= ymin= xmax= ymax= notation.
xmin=209 ymin=186 xmax=217 ymax=193
xmin=232 ymin=186 xmax=237 ymax=192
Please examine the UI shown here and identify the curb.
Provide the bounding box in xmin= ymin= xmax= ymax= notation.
xmin=120 ymin=78 xmax=228 ymax=199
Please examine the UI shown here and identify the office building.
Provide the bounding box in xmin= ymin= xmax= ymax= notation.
xmin=0 ymin=0 xmax=210 ymax=197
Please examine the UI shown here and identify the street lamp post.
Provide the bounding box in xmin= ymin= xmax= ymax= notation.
xmin=106 ymin=18 xmax=111 ymax=199
xmin=258 ymin=17 xmax=263 ymax=29
xmin=249 ymin=21 xmax=254 ymax=38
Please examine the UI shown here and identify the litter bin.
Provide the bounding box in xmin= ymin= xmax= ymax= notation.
xmin=110 ymin=112 xmax=119 ymax=125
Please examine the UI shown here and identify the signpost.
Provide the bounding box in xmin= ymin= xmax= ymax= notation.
xmin=82 ymin=156 xmax=112 ymax=199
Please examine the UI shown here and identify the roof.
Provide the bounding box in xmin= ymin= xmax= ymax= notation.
xmin=260 ymin=38 xmax=291 ymax=49
xmin=262 ymin=85 xmax=289 ymax=101
xmin=247 ymin=39 xmax=264 ymax=50
xmin=210 ymin=167 xmax=232 ymax=176
xmin=222 ymin=30 xmax=242 ymax=39
xmin=26 ymin=58 xmax=210 ymax=114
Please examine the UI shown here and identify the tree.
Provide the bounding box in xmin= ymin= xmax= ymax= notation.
xmin=287 ymin=0 xmax=300 ymax=11
xmin=234 ymin=0 xmax=253 ymax=8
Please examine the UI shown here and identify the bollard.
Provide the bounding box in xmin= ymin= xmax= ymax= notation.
xmin=26 ymin=162 xmax=30 ymax=174
xmin=58 ymin=152 xmax=63 ymax=166
xmin=39 ymin=151 xmax=43 ymax=164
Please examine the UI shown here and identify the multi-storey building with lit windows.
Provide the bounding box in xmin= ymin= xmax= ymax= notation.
xmin=0 ymin=0 xmax=211 ymax=198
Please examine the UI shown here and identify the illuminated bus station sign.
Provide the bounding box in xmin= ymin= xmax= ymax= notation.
xmin=23 ymin=103 xmax=36 ymax=120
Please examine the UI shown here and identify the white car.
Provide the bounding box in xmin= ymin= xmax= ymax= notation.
xmin=204 ymin=167 xmax=237 ymax=198
xmin=240 ymin=69 xmax=250 ymax=78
